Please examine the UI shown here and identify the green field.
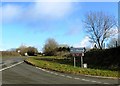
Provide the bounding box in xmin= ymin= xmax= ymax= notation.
xmin=25 ymin=56 xmax=118 ymax=78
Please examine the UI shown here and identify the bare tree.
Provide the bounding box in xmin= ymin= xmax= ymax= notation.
xmin=83 ymin=11 xmax=117 ymax=49
xmin=43 ymin=38 xmax=58 ymax=56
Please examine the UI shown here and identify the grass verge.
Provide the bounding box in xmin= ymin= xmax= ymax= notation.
xmin=25 ymin=57 xmax=118 ymax=78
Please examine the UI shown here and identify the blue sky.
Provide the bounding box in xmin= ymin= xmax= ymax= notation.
xmin=1 ymin=2 xmax=118 ymax=51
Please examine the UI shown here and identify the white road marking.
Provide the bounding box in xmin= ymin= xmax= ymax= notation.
xmin=84 ymin=74 xmax=117 ymax=79
xmin=54 ymin=73 xmax=58 ymax=75
xmin=82 ymin=79 xmax=90 ymax=82
xmin=45 ymin=70 xmax=50 ymax=73
xmin=50 ymin=72 xmax=54 ymax=74
xmin=0 ymin=61 xmax=24 ymax=71
xmin=91 ymin=80 xmax=97 ymax=83
xmin=96 ymin=81 xmax=102 ymax=84
xmin=74 ymin=77 xmax=80 ymax=80
xmin=66 ymin=76 xmax=72 ymax=78
xmin=60 ymin=74 xmax=65 ymax=77
xmin=36 ymin=67 xmax=41 ymax=69
xmin=34 ymin=66 xmax=110 ymax=84
xmin=82 ymin=79 xmax=86 ymax=81
xmin=41 ymin=69 xmax=45 ymax=71
xmin=103 ymin=82 xmax=109 ymax=84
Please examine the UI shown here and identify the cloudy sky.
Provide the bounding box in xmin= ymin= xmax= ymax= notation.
xmin=1 ymin=1 xmax=118 ymax=51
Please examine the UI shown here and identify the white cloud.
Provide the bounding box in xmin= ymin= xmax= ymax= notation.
xmin=32 ymin=2 xmax=73 ymax=19
xmin=79 ymin=36 xmax=90 ymax=47
xmin=2 ymin=4 xmax=22 ymax=22
xmin=2 ymin=2 xmax=74 ymax=23
xmin=73 ymin=36 xmax=91 ymax=48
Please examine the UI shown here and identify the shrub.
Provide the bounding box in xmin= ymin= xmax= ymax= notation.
xmin=84 ymin=46 xmax=120 ymax=70
xmin=1 ymin=51 xmax=20 ymax=57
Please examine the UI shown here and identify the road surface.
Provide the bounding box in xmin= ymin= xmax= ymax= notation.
xmin=0 ymin=57 xmax=119 ymax=85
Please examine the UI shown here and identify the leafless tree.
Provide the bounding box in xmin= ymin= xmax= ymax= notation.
xmin=43 ymin=38 xmax=58 ymax=56
xmin=83 ymin=11 xmax=117 ymax=49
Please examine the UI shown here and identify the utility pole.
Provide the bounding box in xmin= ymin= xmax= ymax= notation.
xmin=81 ymin=56 xmax=83 ymax=68
xmin=74 ymin=57 xmax=76 ymax=67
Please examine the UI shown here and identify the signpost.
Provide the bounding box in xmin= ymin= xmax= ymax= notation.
xmin=70 ymin=47 xmax=85 ymax=67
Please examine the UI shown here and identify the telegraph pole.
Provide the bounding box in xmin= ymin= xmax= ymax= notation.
xmin=81 ymin=53 xmax=84 ymax=68
xmin=74 ymin=57 xmax=76 ymax=67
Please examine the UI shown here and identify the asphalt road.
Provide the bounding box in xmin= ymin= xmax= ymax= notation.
xmin=1 ymin=60 xmax=119 ymax=85
xmin=1 ymin=57 xmax=26 ymax=68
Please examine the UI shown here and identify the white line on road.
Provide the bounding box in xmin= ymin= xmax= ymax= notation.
xmin=50 ymin=72 xmax=54 ymax=74
xmin=74 ymin=77 xmax=80 ymax=80
xmin=82 ymin=79 xmax=86 ymax=81
xmin=0 ymin=61 xmax=24 ymax=71
xmin=54 ymin=73 xmax=58 ymax=75
xmin=82 ymin=79 xmax=90 ymax=82
xmin=91 ymin=80 xmax=97 ymax=83
xmin=66 ymin=76 xmax=72 ymax=78
xmin=103 ymin=82 xmax=109 ymax=84
xmin=96 ymin=81 xmax=102 ymax=84
xmin=84 ymin=74 xmax=117 ymax=79
xmin=35 ymin=66 xmax=110 ymax=84
xmin=60 ymin=74 xmax=65 ymax=77
xmin=45 ymin=70 xmax=50 ymax=73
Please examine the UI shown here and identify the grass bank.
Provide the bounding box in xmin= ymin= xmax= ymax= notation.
xmin=25 ymin=56 xmax=118 ymax=78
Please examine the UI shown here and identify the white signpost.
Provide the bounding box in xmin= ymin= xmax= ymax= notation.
xmin=25 ymin=53 xmax=28 ymax=56
xmin=70 ymin=47 xmax=85 ymax=68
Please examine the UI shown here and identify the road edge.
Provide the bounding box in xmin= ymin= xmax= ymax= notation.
xmin=24 ymin=60 xmax=119 ymax=80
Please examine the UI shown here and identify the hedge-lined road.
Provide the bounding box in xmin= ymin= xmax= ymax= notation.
xmin=1 ymin=59 xmax=119 ymax=84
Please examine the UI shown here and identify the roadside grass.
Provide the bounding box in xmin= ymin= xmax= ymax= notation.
xmin=25 ymin=56 xmax=118 ymax=78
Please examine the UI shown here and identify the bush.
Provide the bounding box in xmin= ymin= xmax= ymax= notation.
xmin=27 ymin=47 xmax=38 ymax=56
xmin=84 ymin=46 xmax=120 ymax=70
xmin=1 ymin=51 xmax=20 ymax=57
xmin=16 ymin=46 xmax=38 ymax=56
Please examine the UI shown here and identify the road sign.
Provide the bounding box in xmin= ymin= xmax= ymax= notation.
xmin=70 ymin=47 xmax=85 ymax=68
xmin=70 ymin=48 xmax=85 ymax=56
xmin=70 ymin=48 xmax=85 ymax=53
